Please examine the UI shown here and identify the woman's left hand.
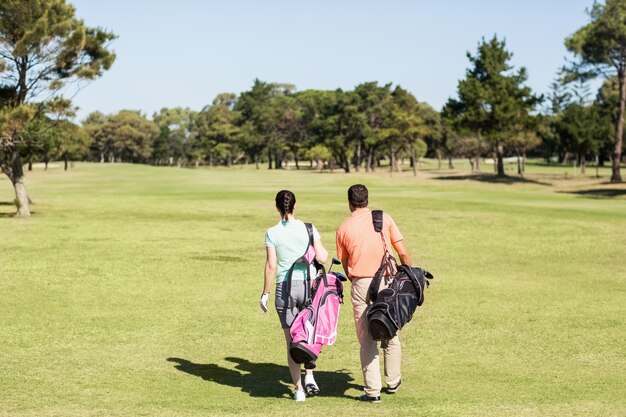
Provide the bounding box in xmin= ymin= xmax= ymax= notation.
xmin=259 ymin=292 xmax=269 ymax=313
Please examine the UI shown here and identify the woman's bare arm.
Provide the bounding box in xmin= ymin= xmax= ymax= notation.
xmin=264 ymin=247 xmax=277 ymax=293
xmin=313 ymin=239 xmax=328 ymax=264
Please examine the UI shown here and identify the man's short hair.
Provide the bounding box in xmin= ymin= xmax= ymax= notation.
xmin=348 ymin=184 xmax=368 ymax=208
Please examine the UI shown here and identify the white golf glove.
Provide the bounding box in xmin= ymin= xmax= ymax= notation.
xmin=260 ymin=292 xmax=269 ymax=313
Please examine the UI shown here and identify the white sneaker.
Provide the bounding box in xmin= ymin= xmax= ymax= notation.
xmin=294 ymin=390 xmax=306 ymax=402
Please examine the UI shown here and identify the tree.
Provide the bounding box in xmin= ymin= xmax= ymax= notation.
xmin=438 ymin=113 xmax=461 ymax=169
xmin=153 ymin=107 xmax=195 ymax=166
xmin=538 ymin=74 xmax=574 ymax=163
xmin=194 ymin=94 xmax=240 ymax=167
xmin=445 ymin=36 xmax=541 ymax=177
xmin=236 ymin=80 xmax=292 ymax=169
xmin=354 ymin=82 xmax=393 ymax=172
xmin=85 ymin=111 xmax=158 ymax=163
xmin=406 ymin=96 xmax=439 ymax=175
xmin=566 ymin=0 xmax=626 ymax=182
xmin=510 ymin=130 xmax=541 ymax=176
xmin=382 ymin=87 xmax=435 ymax=175
xmin=317 ymin=89 xmax=363 ymax=173
xmin=111 ymin=111 xmax=158 ymax=163
xmin=305 ymin=144 xmax=332 ymax=171
xmin=556 ymin=102 xmax=609 ymax=174
xmin=55 ymin=120 xmax=91 ymax=170
xmin=0 ymin=0 xmax=116 ymax=215
xmin=445 ymin=128 xmax=490 ymax=172
xmin=20 ymin=115 xmax=59 ymax=170
xmin=596 ymin=77 xmax=624 ymax=166
xmin=1 ymin=106 xmax=36 ymax=205
xmin=83 ymin=111 xmax=111 ymax=163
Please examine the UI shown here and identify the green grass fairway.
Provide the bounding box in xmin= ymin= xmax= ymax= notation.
xmin=1 ymin=163 xmax=625 ymax=417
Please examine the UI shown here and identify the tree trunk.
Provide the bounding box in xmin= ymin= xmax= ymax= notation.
xmin=475 ymin=155 xmax=481 ymax=172
xmin=517 ymin=154 xmax=522 ymax=176
xmin=390 ymin=147 xmax=395 ymax=174
xmin=64 ymin=153 xmax=69 ymax=171
xmin=355 ymin=142 xmax=361 ymax=172
xmin=44 ymin=159 xmax=48 ymax=171
xmin=448 ymin=155 xmax=454 ymax=169
xmin=496 ymin=142 xmax=505 ymax=177
xmin=580 ymin=154 xmax=586 ymax=175
xmin=11 ymin=150 xmax=31 ymax=217
xmin=268 ymin=150 xmax=273 ymax=170
xmin=595 ymin=154 xmax=600 ymax=178
xmin=522 ymin=151 xmax=526 ymax=174
xmin=28 ymin=158 xmax=32 ymax=171
xmin=611 ymin=68 xmax=625 ymax=182
xmin=410 ymin=143 xmax=417 ymax=176
xmin=437 ymin=150 xmax=442 ymax=170
xmin=366 ymin=149 xmax=373 ymax=172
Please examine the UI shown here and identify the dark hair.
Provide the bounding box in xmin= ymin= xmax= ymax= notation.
xmin=275 ymin=190 xmax=296 ymax=220
xmin=348 ymin=184 xmax=368 ymax=208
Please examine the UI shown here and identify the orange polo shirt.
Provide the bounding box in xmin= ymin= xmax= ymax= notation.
xmin=335 ymin=208 xmax=404 ymax=279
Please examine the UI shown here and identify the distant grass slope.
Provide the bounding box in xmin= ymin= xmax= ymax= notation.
xmin=0 ymin=163 xmax=625 ymax=417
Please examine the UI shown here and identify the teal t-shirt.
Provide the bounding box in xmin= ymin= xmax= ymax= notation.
xmin=265 ymin=219 xmax=320 ymax=283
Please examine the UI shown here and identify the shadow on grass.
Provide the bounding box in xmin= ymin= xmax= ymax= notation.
xmin=0 ymin=201 xmax=15 ymax=217
xmin=167 ymin=356 xmax=359 ymax=398
xmin=434 ymin=173 xmax=551 ymax=186
xmin=561 ymin=188 xmax=626 ymax=199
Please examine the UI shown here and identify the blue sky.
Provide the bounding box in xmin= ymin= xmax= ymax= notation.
xmin=70 ymin=0 xmax=594 ymax=120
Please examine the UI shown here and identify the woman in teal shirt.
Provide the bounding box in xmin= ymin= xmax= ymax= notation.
xmin=261 ymin=190 xmax=328 ymax=402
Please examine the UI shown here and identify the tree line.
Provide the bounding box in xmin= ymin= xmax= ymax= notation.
xmin=2 ymin=0 xmax=626 ymax=217
xmin=32 ymin=39 xmax=624 ymax=178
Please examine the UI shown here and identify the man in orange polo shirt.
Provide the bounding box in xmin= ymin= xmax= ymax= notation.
xmin=336 ymin=184 xmax=412 ymax=403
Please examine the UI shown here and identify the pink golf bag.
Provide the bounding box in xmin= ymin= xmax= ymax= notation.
xmin=289 ymin=260 xmax=347 ymax=369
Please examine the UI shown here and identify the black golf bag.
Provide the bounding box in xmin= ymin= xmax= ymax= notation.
xmin=365 ymin=210 xmax=434 ymax=341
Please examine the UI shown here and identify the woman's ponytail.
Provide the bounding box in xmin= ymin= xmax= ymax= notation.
xmin=275 ymin=190 xmax=296 ymax=220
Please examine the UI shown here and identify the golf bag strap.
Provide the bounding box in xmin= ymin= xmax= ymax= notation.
xmin=368 ymin=210 xmax=397 ymax=303
xmin=372 ymin=210 xmax=383 ymax=232
xmin=286 ymin=223 xmax=315 ymax=308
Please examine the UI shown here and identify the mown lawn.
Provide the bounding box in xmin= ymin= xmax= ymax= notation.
xmin=0 ymin=162 xmax=625 ymax=417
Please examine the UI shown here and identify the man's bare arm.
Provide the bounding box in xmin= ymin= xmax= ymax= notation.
xmin=392 ymin=240 xmax=412 ymax=266
xmin=341 ymin=259 xmax=349 ymax=277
